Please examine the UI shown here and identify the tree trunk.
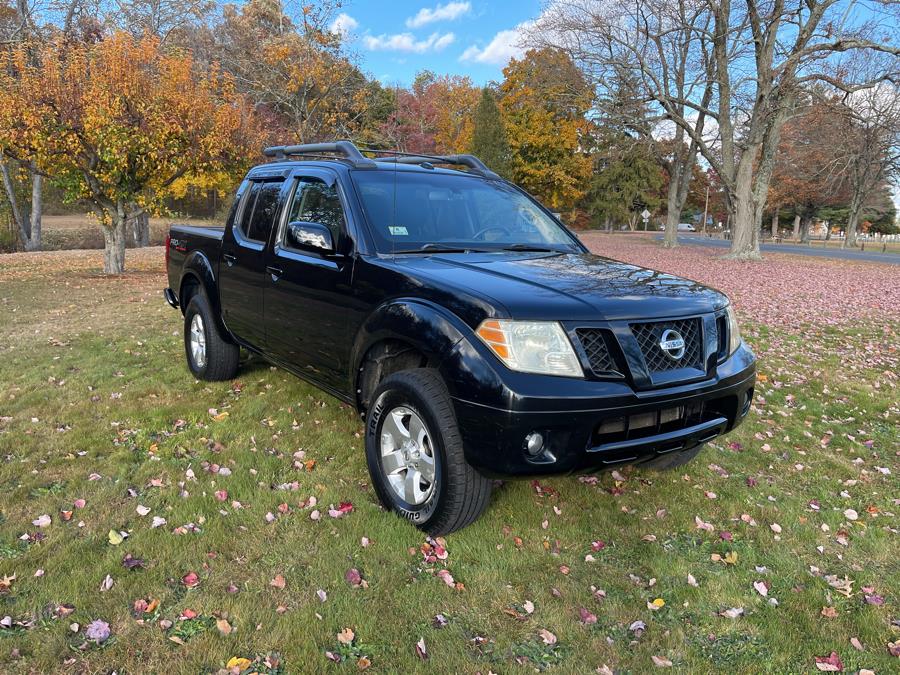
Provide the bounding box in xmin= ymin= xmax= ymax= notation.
xmin=845 ymin=193 xmax=864 ymax=248
xmin=102 ymin=217 xmax=127 ymax=274
xmin=824 ymin=224 xmax=832 ymax=241
xmin=791 ymin=214 xmax=800 ymax=240
xmin=25 ymin=173 xmax=42 ymax=251
xmin=770 ymin=210 xmax=778 ymax=239
xmin=726 ymin=158 xmax=762 ymax=260
xmin=131 ymin=211 xmax=150 ymax=247
xmin=799 ymin=216 xmax=812 ymax=244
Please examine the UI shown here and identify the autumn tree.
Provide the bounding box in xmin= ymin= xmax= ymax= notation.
xmin=213 ymin=0 xmax=370 ymax=145
xmin=500 ymin=48 xmax=593 ymax=211
xmin=378 ymin=71 xmax=479 ymax=155
xmin=0 ymin=32 xmax=261 ymax=273
xmin=769 ymin=102 xmax=850 ymax=242
xmin=469 ymin=87 xmax=511 ymax=177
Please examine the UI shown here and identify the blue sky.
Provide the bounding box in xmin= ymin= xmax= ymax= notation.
xmin=330 ymin=1 xmax=544 ymax=86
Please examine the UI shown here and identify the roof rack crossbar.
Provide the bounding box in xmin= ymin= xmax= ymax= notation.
xmin=262 ymin=140 xmax=377 ymax=168
xmin=373 ymin=153 xmax=500 ymax=179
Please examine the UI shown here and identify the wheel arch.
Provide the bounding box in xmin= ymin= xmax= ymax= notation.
xmin=178 ymin=252 xmax=233 ymax=342
xmin=351 ymin=300 xmax=468 ymax=415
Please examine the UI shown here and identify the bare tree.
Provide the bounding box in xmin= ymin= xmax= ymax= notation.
xmin=534 ymin=0 xmax=900 ymax=259
xmin=834 ymin=82 xmax=900 ymax=246
xmin=530 ymin=0 xmax=715 ymax=248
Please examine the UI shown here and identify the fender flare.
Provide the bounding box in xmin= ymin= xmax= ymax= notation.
xmin=349 ymin=298 xmax=471 ymax=398
xmin=178 ymin=251 xmax=232 ymax=340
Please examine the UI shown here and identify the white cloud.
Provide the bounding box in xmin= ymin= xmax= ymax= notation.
xmin=406 ymin=2 xmax=471 ymax=29
xmin=330 ymin=13 xmax=359 ymax=37
xmin=459 ymin=21 xmax=532 ymax=66
xmin=363 ymin=31 xmax=456 ymax=53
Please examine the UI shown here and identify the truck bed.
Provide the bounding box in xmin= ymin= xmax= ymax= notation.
xmin=166 ymin=223 xmax=225 ymax=298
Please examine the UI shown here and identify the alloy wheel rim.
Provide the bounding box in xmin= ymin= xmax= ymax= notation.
xmin=189 ymin=314 xmax=207 ymax=369
xmin=379 ymin=406 xmax=436 ymax=505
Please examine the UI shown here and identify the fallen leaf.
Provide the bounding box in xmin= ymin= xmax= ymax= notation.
xmin=32 ymin=514 xmax=51 ymax=528
xmin=415 ymin=637 xmax=428 ymax=660
xmin=814 ymin=651 xmax=843 ymax=672
xmin=539 ymin=628 xmax=557 ymax=645
xmin=651 ymin=655 xmax=673 ymax=668
xmin=216 ymin=618 xmax=232 ymax=635
xmin=337 ymin=627 xmax=355 ymax=645
xmin=270 ymin=574 xmax=286 ymax=589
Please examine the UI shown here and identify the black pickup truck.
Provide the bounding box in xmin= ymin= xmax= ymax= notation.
xmin=165 ymin=141 xmax=756 ymax=534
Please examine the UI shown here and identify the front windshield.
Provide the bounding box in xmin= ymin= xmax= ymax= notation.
xmin=351 ymin=170 xmax=581 ymax=253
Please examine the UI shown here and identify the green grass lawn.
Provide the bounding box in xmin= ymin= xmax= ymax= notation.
xmin=0 ymin=248 xmax=898 ymax=673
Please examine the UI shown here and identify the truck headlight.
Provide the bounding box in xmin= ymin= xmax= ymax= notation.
xmin=476 ymin=320 xmax=583 ymax=378
xmin=726 ymin=305 xmax=742 ymax=355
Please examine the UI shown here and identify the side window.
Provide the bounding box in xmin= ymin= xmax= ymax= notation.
xmin=285 ymin=177 xmax=346 ymax=246
xmin=236 ymin=181 xmax=261 ymax=237
xmin=239 ymin=180 xmax=283 ymax=244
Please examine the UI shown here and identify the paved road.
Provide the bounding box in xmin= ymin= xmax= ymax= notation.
xmin=662 ymin=235 xmax=900 ymax=265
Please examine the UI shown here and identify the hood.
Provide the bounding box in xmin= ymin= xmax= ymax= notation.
xmin=389 ymin=251 xmax=728 ymax=322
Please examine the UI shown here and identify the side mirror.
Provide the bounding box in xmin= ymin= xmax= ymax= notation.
xmin=287 ymin=221 xmax=334 ymax=253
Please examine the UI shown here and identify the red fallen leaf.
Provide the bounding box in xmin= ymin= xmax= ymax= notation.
xmin=277 ymin=502 xmax=290 ymax=514
xmin=591 ymin=540 xmax=606 ymax=551
xmin=328 ymin=502 xmax=354 ymax=518
xmin=727 ymin=442 xmax=743 ymax=451
xmin=864 ymin=593 xmax=884 ymax=605
xmin=579 ymin=607 xmax=597 ymax=625
xmin=181 ymin=572 xmax=200 ymax=588
xmin=814 ymin=652 xmax=843 ymax=672
xmin=345 ymin=568 xmax=363 ymax=587
xmin=719 ymin=531 xmax=733 ymax=541
xmin=270 ymin=574 xmax=286 ymax=589
xmin=746 ymin=477 xmax=758 ymax=487
xmin=888 ymin=640 xmax=900 ymax=657
xmin=180 ymin=608 xmax=197 ymax=619
xmin=214 ymin=490 xmax=228 ymax=502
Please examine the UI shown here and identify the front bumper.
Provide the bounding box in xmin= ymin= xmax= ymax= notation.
xmin=441 ymin=340 xmax=756 ymax=477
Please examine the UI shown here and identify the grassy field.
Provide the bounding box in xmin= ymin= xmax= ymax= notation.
xmin=0 ymin=241 xmax=898 ymax=674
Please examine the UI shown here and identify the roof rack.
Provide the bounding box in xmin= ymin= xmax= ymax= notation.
xmin=370 ymin=151 xmax=501 ymax=179
xmin=262 ymin=140 xmax=501 ymax=178
xmin=262 ymin=140 xmax=377 ymax=168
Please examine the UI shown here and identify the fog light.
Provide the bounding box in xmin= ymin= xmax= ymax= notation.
xmin=524 ymin=432 xmax=544 ymax=456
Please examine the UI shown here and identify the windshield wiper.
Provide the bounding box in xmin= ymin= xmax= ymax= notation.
xmin=394 ymin=243 xmax=486 ymax=254
xmin=497 ymin=244 xmax=562 ymax=252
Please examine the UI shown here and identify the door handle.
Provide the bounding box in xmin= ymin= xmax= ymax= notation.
xmin=223 ymin=253 xmax=236 ymax=266
xmin=266 ymin=265 xmax=283 ymax=280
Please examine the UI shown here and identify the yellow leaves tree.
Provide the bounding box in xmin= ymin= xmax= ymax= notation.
xmin=500 ymin=48 xmax=593 ymax=211
xmin=0 ymin=32 xmax=262 ymax=273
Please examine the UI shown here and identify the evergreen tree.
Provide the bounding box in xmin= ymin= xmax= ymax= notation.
xmin=470 ymin=87 xmax=511 ymax=177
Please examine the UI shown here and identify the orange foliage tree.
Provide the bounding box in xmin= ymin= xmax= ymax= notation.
xmin=499 ymin=48 xmax=593 ymax=211
xmin=0 ymin=32 xmax=261 ymax=273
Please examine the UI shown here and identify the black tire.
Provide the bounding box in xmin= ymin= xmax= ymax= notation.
xmin=642 ymin=444 xmax=704 ymax=471
xmin=183 ymin=293 xmax=239 ymax=381
xmin=365 ymin=369 xmax=491 ymax=535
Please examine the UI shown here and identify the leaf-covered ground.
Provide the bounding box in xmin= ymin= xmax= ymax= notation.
xmin=0 ymin=239 xmax=897 ymax=674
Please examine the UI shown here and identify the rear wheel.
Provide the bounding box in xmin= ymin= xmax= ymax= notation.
xmin=642 ymin=444 xmax=704 ymax=471
xmin=365 ymin=369 xmax=491 ymax=535
xmin=183 ymin=294 xmax=239 ymax=381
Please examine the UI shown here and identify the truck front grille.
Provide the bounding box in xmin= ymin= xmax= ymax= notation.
xmin=630 ymin=318 xmax=703 ymax=373
xmin=575 ymin=328 xmax=616 ymax=375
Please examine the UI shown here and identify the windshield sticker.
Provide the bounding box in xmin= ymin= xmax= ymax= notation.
xmin=389 ymin=226 xmax=409 ymax=236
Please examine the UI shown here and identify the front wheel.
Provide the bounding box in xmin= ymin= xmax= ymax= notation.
xmin=365 ymin=369 xmax=491 ymax=535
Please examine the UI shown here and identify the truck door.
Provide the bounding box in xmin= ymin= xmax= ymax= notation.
xmin=264 ymin=170 xmax=356 ymax=392
xmin=219 ymin=176 xmax=286 ymax=349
